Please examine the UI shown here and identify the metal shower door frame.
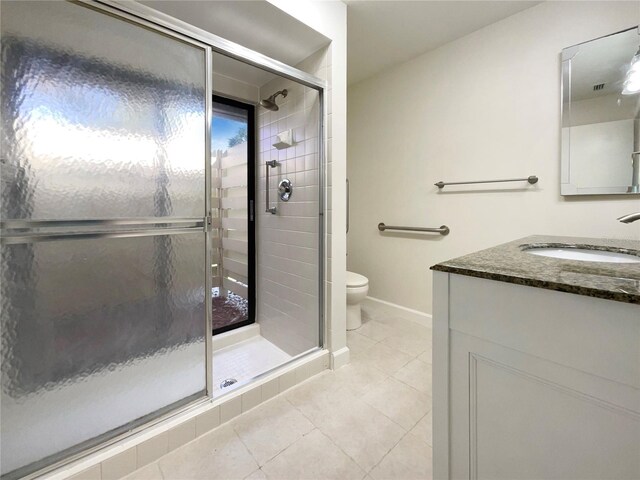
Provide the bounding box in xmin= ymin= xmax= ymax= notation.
xmin=7 ymin=0 xmax=327 ymax=477
xmin=98 ymin=0 xmax=328 ymax=353
xmin=98 ymin=0 xmax=328 ymax=352
xmin=0 ymin=2 xmax=213 ymax=479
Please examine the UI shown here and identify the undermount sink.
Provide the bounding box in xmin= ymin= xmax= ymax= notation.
xmin=523 ymin=245 xmax=640 ymax=264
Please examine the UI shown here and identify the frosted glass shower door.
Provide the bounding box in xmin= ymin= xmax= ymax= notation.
xmin=0 ymin=2 xmax=211 ymax=478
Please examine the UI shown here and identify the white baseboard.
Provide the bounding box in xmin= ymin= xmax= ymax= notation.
xmin=364 ymin=296 xmax=432 ymax=328
xmin=330 ymin=346 xmax=350 ymax=370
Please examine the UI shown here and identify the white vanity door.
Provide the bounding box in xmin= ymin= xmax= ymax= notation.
xmin=433 ymin=272 xmax=640 ymax=480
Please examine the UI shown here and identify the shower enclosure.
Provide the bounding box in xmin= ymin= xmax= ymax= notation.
xmin=0 ymin=2 xmax=325 ymax=478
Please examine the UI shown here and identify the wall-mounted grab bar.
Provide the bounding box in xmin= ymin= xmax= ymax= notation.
xmin=265 ymin=160 xmax=278 ymax=214
xmin=434 ymin=175 xmax=538 ymax=189
xmin=346 ymin=178 xmax=350 ymax=233
xmin=378 ymin=223 xmax=450 ymax=235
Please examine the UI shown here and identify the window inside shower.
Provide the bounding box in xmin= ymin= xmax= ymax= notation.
xmin=211 ymin=96 xmax=256 ymax=335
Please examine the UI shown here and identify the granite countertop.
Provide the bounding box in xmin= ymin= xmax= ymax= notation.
xmin=431 ymin=235 xmax=640 ymax=304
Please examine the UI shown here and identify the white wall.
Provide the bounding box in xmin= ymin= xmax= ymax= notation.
xmin=213 ymin=72 xmax=260 ymax=104
xmin=347 ymin=1 xmax=640 ymax=316
xmin=571 ymin=119 xmax=634 ymax=188
xmin=268 ymin=0 xmax=349 ymax=367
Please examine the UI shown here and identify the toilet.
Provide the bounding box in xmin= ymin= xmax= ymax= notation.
xmin=346 ymin=271 xmax=369 ymax=330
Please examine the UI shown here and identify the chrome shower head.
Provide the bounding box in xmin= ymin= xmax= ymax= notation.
xmin=260 ymin=89 xmax=288 ymax=111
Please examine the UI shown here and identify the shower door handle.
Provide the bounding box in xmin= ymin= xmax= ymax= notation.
xmin=265 ymin=160 xmax=278 ymax=214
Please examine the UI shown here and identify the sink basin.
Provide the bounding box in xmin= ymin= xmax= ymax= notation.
xmin=524 ymin=246 xmax=640 ymax=263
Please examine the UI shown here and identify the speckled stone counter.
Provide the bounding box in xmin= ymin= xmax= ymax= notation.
xmin=431 ymin=235 xmax=640 ymax=304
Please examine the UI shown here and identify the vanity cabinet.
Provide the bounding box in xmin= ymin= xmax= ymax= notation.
xmin=432 ymin=271 xmax=640 ymax=480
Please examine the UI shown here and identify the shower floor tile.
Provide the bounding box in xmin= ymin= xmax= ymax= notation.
xmin=213 ymin=336 xmax=291 ymax=397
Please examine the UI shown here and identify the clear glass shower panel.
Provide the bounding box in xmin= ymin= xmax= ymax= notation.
xmin=1 ymin=234 xmax=206 ymax=476
xmin=1 ymin=1 xmax=206 ymax=220
xmin=257 ymin=77 xmax=322 ymax=356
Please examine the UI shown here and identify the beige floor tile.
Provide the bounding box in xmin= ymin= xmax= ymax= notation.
xmin=393 ymin=359 xmax=432 ymax=395
xmin=232 ymin=397 xmax=315 ymax=466
xmin=333 ymin=361 xmax=388 ymax=396
xmin=121 ymin=462 xmax=163 ymax=480
xmin=416 ymin=349 xmax=432 ymax=365
xmin=347 ymin=331 xmax=378 ymax=356
xmin=355 ymin=319 xmax=397 ymax=342
xmin=312 ymin=393 xmax=406 ymax=473
xmin=285 ymin=371 xmax=347 ymax=425
xmin=395 ymin=320 xmax=432 ymax=339
xmin=379 ymin=333 xmax=429 ymax=357
xmin=370 ymin=433 xmax=433 ymax=480
xmin=353 ymin=344 xmax=412 ymax=376
xmin=158 ymin=424 xmax=257 ymax=480
xmin=261 ymin=429 xmax=366 ymax=480
xmin=411 ymin=411 xmax=432 ymax=447
xmin=371 ymin=315 xmax=417 ymax=330
xmin=245 ymin=469 xmax=268 ymax=479
xmin=362 ymin=377 xmax=431 ymax=430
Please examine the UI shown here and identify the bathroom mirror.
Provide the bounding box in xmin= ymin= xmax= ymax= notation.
xmin=561 ymin=27 xmax=640 ymax=195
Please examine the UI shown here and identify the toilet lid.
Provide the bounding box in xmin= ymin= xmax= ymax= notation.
xmin=347 ymin=271 xmax=368 ymax=287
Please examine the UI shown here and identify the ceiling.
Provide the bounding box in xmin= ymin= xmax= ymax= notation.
xmin=345 ymin=0 xmax=541 ymax=85
xmin=140 ymin=1 xmax=329 ymax=85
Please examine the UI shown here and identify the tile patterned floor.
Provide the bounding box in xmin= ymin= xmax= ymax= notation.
xmin=123 ymin=300 xmax=433 ymax=479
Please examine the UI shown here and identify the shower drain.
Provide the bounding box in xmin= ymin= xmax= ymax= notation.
xmin=220 ymin=378 xmax=238 ymax=389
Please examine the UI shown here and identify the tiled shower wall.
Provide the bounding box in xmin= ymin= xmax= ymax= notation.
xmin=256 ymin=47 xmax=330 ymax=356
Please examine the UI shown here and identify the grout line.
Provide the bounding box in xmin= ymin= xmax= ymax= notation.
xmin=232 ymin=423 xmax=262 ymax=468
xmin=368 ymin=428 xmax=411 ymax=475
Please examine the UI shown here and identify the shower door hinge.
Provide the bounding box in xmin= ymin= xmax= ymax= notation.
xmin=249 ymin=200 xmax=254 ymax=221
xmin=204 ymin=215 xmax=213 ymax=232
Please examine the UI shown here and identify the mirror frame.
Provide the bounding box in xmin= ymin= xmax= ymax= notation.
xmin=560 ymin=26 xmax=640 ymax=196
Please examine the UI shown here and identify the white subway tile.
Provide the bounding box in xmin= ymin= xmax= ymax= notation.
xmin=242 ymin=387 xmax=262 ymax=412
xmin=261 ymin=378 xmax=279 ymax=401
xmin=68 ymin=464 xmax=101 ymax=480
xmin=278 ymin=370 xmax=297 ymax=392
xmin=195 ymin=406 xmax=220 ymax=436
xmin=220 ymin=395 xmax=242 ymax=423
xmin=101 ymin=448 xmax=136 ymax=480
xmin=167 ymin=418 xmax=196 ymax=451
xmin=136 ymin=432 xmax=168 ymax=467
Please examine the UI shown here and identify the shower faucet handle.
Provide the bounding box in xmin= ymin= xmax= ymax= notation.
xmin=278 ymin=178 xmax=293 ymax=201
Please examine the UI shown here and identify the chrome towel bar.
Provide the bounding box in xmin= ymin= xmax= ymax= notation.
xmin=378 ymin=223 xmax=450 ymax=235
xmin=434 ymin=175 xmax=538 ymax=189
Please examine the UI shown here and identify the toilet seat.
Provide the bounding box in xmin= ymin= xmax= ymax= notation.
xmin=347 ymin=271 xmax=368 ymax=288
